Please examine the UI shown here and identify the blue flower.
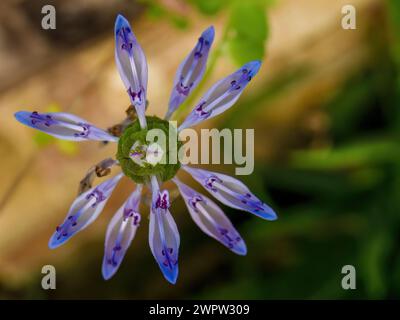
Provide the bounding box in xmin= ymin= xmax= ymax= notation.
xmin=14 ymin=14 xmax=277 ymax=285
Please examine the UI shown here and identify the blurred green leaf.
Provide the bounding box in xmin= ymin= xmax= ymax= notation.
xmin=56 ymin=140 xmax=79 ymax=156
xmin=326 ymin=75 xmax=379 ymax=142
xmin=359 ymin=229 xmax=393 ymax=298
xmin=189 ymin=0 xmax=225 ymax=15
xmin=170 ymin=15 xmax=189 ymax=29
xmin=33 ymin=131 xmax=54 ymax=147
xmin=387 ymin=0 xmax=400 ymax=133
xmin=291 ymin=139 xmax=400 ymax=170
xmin=146 ymin=3 xmax=165 ymax=19
xmin=228 ymin=1 xmax=268 ymax=65
xmin=145 ymin=1 xmax=189 ymax=29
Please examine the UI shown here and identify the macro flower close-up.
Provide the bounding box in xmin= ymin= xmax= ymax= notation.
xmin=14 ymin=14 xmax=276 ymax=284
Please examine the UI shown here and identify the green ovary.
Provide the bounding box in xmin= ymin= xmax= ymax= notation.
xmin=116 ymin=116 xmax=182 ymax=184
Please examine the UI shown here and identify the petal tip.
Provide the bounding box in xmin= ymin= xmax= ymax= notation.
xmin=102 ymin=264 xmax=116 ymax=281
xmin=203 ymin=26 xmax=215 ymax=43
xmin=246 ymin=60 xmax=262 ymax=75
xmin=48 ymin=235 xmax=63 ymax=250
xmin=14 ymin=111 xmax=28 ymax=124
xmin=166 ymin=271 xmax=178 ymax=285
xmin=262 ymin=207 xmax=278 ymax=221
xmin=251 ymin=206 xmax=277 ymax=221
xmin=161 ymin=265 xmax=179 ymax=285
xmin=234 ymin=238 xmax=247 ymax=255
xmin=115 ymin=14 xmax=130 ymax=33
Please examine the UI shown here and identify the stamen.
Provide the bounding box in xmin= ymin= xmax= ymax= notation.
xmin=205 ymin=176 xmax=267 ymax=213
xmin=86 ymin=189 xmax=106 ymax=207
xmin=218 ymin=227 xmax=242 ymax=249
xmin=194 ymin=37 xmax=205 ymax=59
xmin=118 ymin=27 xmax=133 ymax=53
xmin=161 ymin=247 xmax=176 ymax=268
xmin=156 ymin=191 xmax=170 ymax=210
xmin=194 ymin=101 xmax=211 ymax=118
xmin=189 ymin=195 xmax=203 ymax=212
xmin=128 ymin=87 xmax=145 ymax=106
xmin=204 ymin=175 xmax=223 ymax=192
xmin=30 ymin=111 xmax=56 ymax=127
xmin=175 ymin=79 xmax=192 ymax=96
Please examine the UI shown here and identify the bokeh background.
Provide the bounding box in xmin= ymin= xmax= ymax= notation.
xmin=0 ymin=0 xmax=399 ymax=299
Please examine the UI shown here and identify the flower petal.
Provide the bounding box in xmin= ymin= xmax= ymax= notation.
xmin=183 ymin=166 xmax=277 ymax=220
xmin=15 ymin=111 xmax=117 ymax=142
xmin=173 ymin=178 xmax=246 ymax=255
xmin=102 ymin=184 xmax=143 ymax=280
xmin=149 ymin=176 xmax=180 ymax=284
xmin=115 ymin=14 xmax=148 ymax=127
xmin=178 ymin=61 xmax=261 ymax=130
xmin=165 ymin=26 xmax=215 ymax=120
xmin=49 ymin=173 xmax=123 ymax=249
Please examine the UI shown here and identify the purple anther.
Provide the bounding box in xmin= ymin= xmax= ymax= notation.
xmin=161 ymin=247 xmax=176 ymax=268
xmin=176 ymin=80 xmax=192 ymax=96
xmin=204 ymin=175 xmax=222 ymax=192
xmin=118 ymin=27 xmax=133 ymax=53
xmin=128 ymin=86 xmax=144 ymax=105
xmin=86 ymin=189 xmax=106 ymax=207
xmin=156 ymin=191 xmax=170 ymax=210
xmin=30 ymin=111 xmax=55 ymax=127
xmin=133 ymin=214 xmax=140 ymax=226
xmin=218 ymin=227 xmax=241 ymax=249
xmin=194 ymin=101 xmax=211 ymax=119
xmin=189 ymin=195 xmax=203 ymax=212
xmin=73 ymin=123 xmax=91 ymax=138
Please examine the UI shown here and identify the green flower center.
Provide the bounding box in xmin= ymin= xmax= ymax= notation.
xmin=116 ymin=116 xmax=182 ymax=184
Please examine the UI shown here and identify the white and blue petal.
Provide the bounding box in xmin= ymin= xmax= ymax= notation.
xmin=49 ymin=173 xmax=123 ymax=249
xmin=149 ymin=176 xmax=180 ymax=284
xmin=183 ymin=166 xmax=277 ymax=220
xmin=102 ymin=184 xmax=143 ymax=280
xmin=115 ymin=14 xmax=148 ymax=128
xmin=173 ymin=178 xmax=246 ymax=255
xmin=178 ymin=61 xmax=261 ymax=130
xmin=165 ymin=26 xmax=215 ymax=119
xmin=15 ymin=111 xmax=117 ymax=142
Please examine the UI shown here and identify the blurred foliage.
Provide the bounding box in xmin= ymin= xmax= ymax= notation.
xmin=227 ymin=1 xmax=268 ymax=65
xmin=188 ymin=0 xmax=225 ymax=15
xmin=144 ymin=0 xmax=189 ymax=29
xmin=200 ymin=0 xmax=400 ymax=299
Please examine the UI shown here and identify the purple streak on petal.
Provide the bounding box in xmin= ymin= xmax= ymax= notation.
xmin=102 ymin=184 xmax=143 ymax=280
xmin=15 ymin=111 xmax=118 ymax=142
xmin=173 ymin=178 xmax=246 ymax=255
xmin=148 ymin=176 xmax=179 ymax=284
xmin=182 ymin=166 xmax=277 ymax=220
xmin=49 ymin=173 xmax=123 ymax=249
xmin=115 ymin=14 xmax=148 ymax=127
xmin=165 ymin=26 xmax=215 ymax=120
xmin=178 ymin=61 xmax=261 ymax=130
